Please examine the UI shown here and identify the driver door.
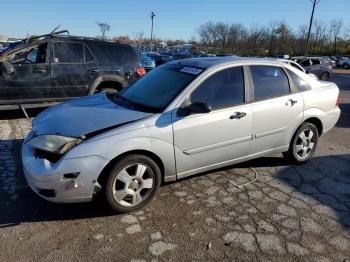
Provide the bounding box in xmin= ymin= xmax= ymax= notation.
xmin=0 ymin=43 xmax=50 ymax=101
xmin=172 ymin=66 xmax=253 ymax=178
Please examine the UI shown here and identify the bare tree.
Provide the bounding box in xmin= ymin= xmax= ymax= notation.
xmin=330 ymin=19 xmax=343 ymax=53
xmin=133 ymin=31 xmax=145 ymax=46
xmin=96 ymin=21 xmax=111 ymax=39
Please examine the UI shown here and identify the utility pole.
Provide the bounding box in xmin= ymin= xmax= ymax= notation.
xmin=150 ymin=12 xmax=155 ymax=47
xmin=305 ymin=0 xmax=320 ymax=56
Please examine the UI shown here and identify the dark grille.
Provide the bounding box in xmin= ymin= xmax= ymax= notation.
xmin=35 ymin=149 xmax=61 ymax=163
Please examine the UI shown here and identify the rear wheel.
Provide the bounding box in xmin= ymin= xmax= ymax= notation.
xmin=320 ymin=72 xmax=330 ymax=81
xmin=283 ymin=122 xmax=319 ymax=164
xmin=105 ymin=155 xmax=161 ymax=213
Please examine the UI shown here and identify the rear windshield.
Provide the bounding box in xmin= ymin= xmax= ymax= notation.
xmin=87 ymin=42 xmax=138 ymax=66
xmin=117 ymin=64 xmax=203 ymax=112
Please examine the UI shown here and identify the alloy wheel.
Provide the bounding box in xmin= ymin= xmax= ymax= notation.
xmin=112 ymin=163 xmax=155 ymax=207
xmin=294 ymin=129 xmax=315 ymax=160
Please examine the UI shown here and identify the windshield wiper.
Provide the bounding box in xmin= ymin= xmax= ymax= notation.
xmin=110 ymin=93 xmax=134 ymax=109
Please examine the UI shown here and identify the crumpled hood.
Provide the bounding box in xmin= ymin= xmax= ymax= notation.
xmin=32 ymin=93 xmax=152 ymax=138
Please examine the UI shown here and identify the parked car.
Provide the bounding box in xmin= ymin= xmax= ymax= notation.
xmin=22 ymin=57 xmax=340 ymax=213
xmin=171 ymin=53 xmax=192 ymax=60
xmin=0 ymin=41 xmax=25 ymax=55
xmin=147 ymin=53 xmax=174 ymax=67
xmin=338 ymin=57 xmax=350 ymax=69
xmin=276 ymin=59 xmax=318 ymax=79
xmin=138 ymin=52 xmax=156 ymax=71
xmin=293 ymin=56 xmax=332 ymax=81
xmin=0 ymin=31 xmax=145 ymax=109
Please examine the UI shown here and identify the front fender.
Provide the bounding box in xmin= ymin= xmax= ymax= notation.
xmin=65 ymin=134 xmax=176 ymax=182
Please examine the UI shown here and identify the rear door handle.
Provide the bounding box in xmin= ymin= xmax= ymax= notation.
xmin=33 ymin=69 xmax=46 ymax=73
xmin=286 ymin=99 xmax=298 ymax=106
xmin=230 ymin=112 xmax=246 ymax=120
xmin=88 ymin=69 xmax=99 ymax=73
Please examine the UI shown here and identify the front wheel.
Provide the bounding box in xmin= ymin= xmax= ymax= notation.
xmin=343 ymin=63 xmax=349 ymax=69
xmin=104 ymin=155 xmax=161 ymax=213
xmin=283 ymin=122 xmax=319 ymax=164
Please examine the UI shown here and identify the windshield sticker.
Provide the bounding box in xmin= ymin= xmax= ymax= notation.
xmin=180 ymin=67 xmax=203 ymax=75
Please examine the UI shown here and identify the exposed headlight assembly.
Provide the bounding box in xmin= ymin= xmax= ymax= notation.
xmin=27 ymin=135 xmax=82 ymax=155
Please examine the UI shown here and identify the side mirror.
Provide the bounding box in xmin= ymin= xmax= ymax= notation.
xmin=1 ymin=61 xmax=15 ymax=75
xmin=177 ymin=102 xmax=211 ymax=117
xmin=305 ymin=69 xmax=311 ymax=74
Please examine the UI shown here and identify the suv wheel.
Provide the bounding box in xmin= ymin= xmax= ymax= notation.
xmin=343 ymin=63 xmax=349 ymax=69
xmin=283 ymin=122 xmax=319 ymax=164
xmin=105 ymin=155 xmax=161 ymax=213
xmin=320 ymin=72 xmax=330 ymax=81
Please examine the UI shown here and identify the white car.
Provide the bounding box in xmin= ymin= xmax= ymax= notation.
xmin=22 ymin=57 xmax=341 ymax=213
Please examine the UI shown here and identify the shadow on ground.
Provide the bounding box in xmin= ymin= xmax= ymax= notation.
xmin=0 ymin=135 xmax=349 ymax=230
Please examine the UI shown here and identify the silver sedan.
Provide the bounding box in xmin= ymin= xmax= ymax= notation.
xmin=22 ymin=57 xmax=340 ymax=213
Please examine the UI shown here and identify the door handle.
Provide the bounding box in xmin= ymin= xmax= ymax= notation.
xmin=33 ymin=69 xmax=46 ymax=73
xmin=286 ymin=99 xmax=298 ymax=106
xmin=88 ymin=69 xmax=99 ymax=73
xmin=230 ymin=112 xmax=246 ymax=120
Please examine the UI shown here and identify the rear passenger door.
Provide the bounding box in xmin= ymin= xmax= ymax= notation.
xmin=50 ymin=42 xmax=97 ymax=98
xmin=249 ymin=65 xmax=303 ymax=154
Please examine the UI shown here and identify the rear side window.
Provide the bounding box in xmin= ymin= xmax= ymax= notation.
xmin=300 ymin=60 xmax=311 ymax=67
xmin=311 ymin=59 xmax=320 ymax=65
xmin=191 ymin=67 xmax=245 ymax=110
xmin=88 ymin=42 xmax=138 ymax=66
xmin=250 ymin=66 xmax=290 ymax=100
xmin=53 ymin=42 xmax=83 ymax=63
xmin=286 ymin=69 xmax=311 ymax=92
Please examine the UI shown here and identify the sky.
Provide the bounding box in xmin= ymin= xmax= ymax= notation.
xmin=0 ymin=0 xmax=349 ymax=40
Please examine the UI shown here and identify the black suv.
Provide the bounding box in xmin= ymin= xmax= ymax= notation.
xmin=0 ymin=31 xmax=144 ymax=109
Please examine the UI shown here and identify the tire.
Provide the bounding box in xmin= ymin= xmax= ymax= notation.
xmin=343 ymin=63 xmax=349 ymax=69
xmin=283 ymin=122 xmax=319 ymax=164
xmin=320 ymin=72 xmax=330 ymax=81
xmin=105 ymin=155 xmax=161 ymax=213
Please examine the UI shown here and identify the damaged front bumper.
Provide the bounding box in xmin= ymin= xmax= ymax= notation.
xmin=22 ymin=142 xmax=109 ymax=203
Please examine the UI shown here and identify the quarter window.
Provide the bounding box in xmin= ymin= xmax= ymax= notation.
xmin=190 ymin=67 xmax=245 ymax=110
xmin=53 ymin=42 xmax=84 ymax=63
xmin=250 ymin=66 xmax=290 ymax=100
xmin=286 ymin=69 xmax=311 ymax=92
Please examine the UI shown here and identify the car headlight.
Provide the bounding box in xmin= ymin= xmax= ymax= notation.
xmin=27 ymin=135 xmax=82 ymax=155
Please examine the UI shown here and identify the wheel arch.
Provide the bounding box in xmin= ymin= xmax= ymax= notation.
xmin=88 ymin=75 xmax=125 ymax=94
xmin=97 ymin=149 xmax=166 ymax=188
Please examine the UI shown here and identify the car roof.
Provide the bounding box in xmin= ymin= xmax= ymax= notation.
xmin=168 ymin=56 xmax=286 ymax=69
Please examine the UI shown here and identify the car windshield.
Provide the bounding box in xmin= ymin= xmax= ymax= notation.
xmin=112 ymin=64 xmax=203 ymax=113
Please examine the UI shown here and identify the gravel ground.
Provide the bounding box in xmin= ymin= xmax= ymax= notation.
xmin=0 ymin=75 xmax=349 ymax=262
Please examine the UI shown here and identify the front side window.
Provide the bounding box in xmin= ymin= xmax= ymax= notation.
xmin=53 ymin=42 xmax=83 ymax=63
xmin=6 ymin=43 xmax=47 ymax=64
xmin=190 ymin=67 xmax=245 ymax=110
xmin=286 ymin=69 xmax=311 ymax=92
xmin=250 ymin=66 xmax=290 ymax=100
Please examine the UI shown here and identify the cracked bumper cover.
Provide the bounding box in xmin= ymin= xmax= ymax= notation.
xmin=22 ymin=142 xmax=109 ymax=203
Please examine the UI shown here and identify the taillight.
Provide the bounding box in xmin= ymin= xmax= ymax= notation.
xmin=136 ymin=67 xmax=146 ymax=77
xmin=336 ymin=96 xmax=340 ymax=107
